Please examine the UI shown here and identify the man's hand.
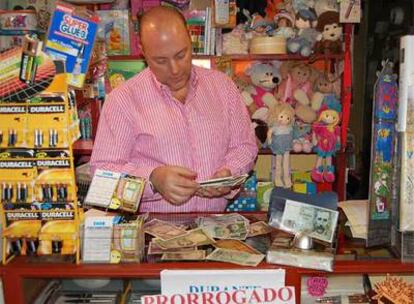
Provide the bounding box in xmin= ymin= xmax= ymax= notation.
xmin=150 ymin=166 xmax=199 ymax=205
xmin=196 ymin=168 xmax=232 ymax=198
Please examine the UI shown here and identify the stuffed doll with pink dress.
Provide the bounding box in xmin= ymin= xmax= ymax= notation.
xmin=311 ymin=99 xmax=342 ymax=183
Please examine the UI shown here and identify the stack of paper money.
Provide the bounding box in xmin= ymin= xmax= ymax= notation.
xmin=143 ymin=214 xmax=274 ymax=266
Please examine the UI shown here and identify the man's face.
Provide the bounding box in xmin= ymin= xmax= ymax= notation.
xmin=314 ymin=211 xmax=330 ymax=235
xmin=141 ymin=26 xmax=192 ymax=94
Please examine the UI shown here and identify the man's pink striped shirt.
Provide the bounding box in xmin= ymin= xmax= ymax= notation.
xmin=90 ymin=65 xmax=258 ymax=212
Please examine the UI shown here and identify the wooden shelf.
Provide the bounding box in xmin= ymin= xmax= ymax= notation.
xmin=259 ymin=148 xmax=318 ymax=155
xmin=107 ymin=53 xmax=344 ymax=61
xmin=3 ymin=256 xmax=413 ymax=304
xmin=227 ymin=53 xmax=344 ymax=61
xmin=5 ymin=256 xmax=413 ymax=278
xmin=72 ymin=139 xmax=93 ymax=155
xmin=107 ymin=54 xmax=214 ymax=60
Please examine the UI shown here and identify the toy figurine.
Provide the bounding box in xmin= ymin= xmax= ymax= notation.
xmin=311 ymin=99 xmax=342 ymax=183
xmin=273 ymin=10 xmax=295 ymax=39
xmin=287 ymin=8 xmax=321 ymax=57
xmin=267 ymin=103 xmax=295 ymax=188
xmin=314 ymin=11 xmax=342 ymax=55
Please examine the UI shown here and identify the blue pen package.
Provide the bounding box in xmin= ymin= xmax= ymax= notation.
xmin=44 ymin=1 xmax=99 ymax=88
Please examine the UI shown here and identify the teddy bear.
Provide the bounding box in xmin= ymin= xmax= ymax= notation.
xmin=286 ymin=8 xmax=321 ymax=57
xmin=241 ymin=61 xmax=282 ymax=146
xmin=313 ymin=11 xmax=342 ymax=55
xmin=242 ymin=61 xmax=282 ymax=117
xmin=277 ymin=61 xmax=318 ymax=123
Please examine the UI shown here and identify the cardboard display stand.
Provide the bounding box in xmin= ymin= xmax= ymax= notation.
xmin=0 ymin=45 xmax=81 ymax=264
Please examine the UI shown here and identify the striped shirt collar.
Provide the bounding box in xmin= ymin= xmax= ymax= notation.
xmin=149 ymin=65 xmax=199 ymax=102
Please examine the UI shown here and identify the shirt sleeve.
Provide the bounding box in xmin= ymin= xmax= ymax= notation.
xmin=89 ymin=89 xmax=161 ymax=201
xmin=220 ymin=76 xmax=258 ymax=176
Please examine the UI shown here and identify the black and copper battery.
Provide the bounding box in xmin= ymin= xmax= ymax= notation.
xmin=19 ymin=34 xmax=43 ymax=85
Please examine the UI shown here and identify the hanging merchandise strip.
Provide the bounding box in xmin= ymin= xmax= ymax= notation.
xmin=366 ymin=60 xmax=398 ymax=247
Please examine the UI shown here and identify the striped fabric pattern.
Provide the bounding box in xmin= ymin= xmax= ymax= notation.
xmin=90 ymin=65 xmax=257 ymax=212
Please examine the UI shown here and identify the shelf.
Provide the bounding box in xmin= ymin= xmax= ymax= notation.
xmin=107 ymin=54 xmax=213 ymax=61
xmin=5 ymin=256 xmax=413 ymax=278
xmin=71 ymin=142 xmax=320 ymax=157
xmin=227 ymin=53 xmax=344 ymax=61
xmin=72 ymin=139 xmax=94 ymax=155
xmin=107 ymin=53 xmax=344 ymax=61
xmin=259 ymin=148 xmax=318 ymax=155
xmin=3 ymin=256 xmax=413 ymax=304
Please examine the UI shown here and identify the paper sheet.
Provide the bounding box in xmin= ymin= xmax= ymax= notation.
xmin=339 ymin=200 xmax=369 ymax=239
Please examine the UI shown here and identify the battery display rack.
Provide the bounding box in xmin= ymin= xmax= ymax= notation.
xmin=0 ymin=46 xmax=81 ymax=264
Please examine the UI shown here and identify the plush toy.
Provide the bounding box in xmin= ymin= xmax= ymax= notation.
xmin=242 ymin=61 xmax=282 ymax=146
xmin=314 ymin=11 xmax=342 ymax=55
xmin=311 ymin=72 xmax=341 ymax=112
xmin=242 ymin=61 xmax=282 ymax=119
xmin=278 ymin=61 xmax=312 ymax=103
xmin=287 ymin=8 xmax=321 ymax=57
xmin=267 ymin=103 xmax=295 ymax=188
xmin=292 ymin=121 xmax=313 ymax=152
xmin=273 ymin=10 xmax=296 ymax=39
xmin=249 ymin=13 xmax=276 ymax=35
xmin=233 ymin=76 xmax=250 ymax=92
xmin=277 ymin=61 xmax=318 ymax=123
xmin=311 ymin=99 xmax=342 ymax=183
xmin=223 ymin=25 xmax=249 ymax=55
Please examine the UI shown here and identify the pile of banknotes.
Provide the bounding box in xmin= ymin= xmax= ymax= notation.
xmin=143 ymin=214 xmax=273 ymax=267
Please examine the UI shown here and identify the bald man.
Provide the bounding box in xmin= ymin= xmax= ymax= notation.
xmin=91 ymin=6 xmax=257 ymax=212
